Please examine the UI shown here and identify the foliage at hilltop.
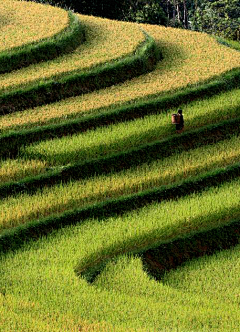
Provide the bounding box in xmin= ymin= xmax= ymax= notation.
xmin=190 ymin=0 xmax=240 ymax=40
xmin=28 ymin=0 xmax=240 ymax=40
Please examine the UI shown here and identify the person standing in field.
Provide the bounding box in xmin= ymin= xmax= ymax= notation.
xmin=176 ymin=109 xmax=184 ymax=134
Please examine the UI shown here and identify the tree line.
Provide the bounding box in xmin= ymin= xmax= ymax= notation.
xmin=29 ymin=0 xmax=240 ymax=40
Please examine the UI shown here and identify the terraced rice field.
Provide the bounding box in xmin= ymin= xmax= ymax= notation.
xmin=0 ymin=15 xmax=145 ymax=93
xmin=0 ymin=0 xmax=240 ymax=331
xmin=1 ymin=20 xmax=240 ymax=129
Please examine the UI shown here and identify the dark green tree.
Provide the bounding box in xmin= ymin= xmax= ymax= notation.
xmin=190 ymin=0 xmax=240 ymax=40
xmin=125 ymin=1 xmax=168 ymax=25
xmin=26 ymin=0 xmax=128 ymax=20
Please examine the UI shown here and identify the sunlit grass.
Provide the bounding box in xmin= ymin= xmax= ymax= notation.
xmin=0 ymin=15 xmax=144 ymax=94
xmin=1 ymin=179 xmax=240 ymax=330
xmin=95 ymin=249 xmax=240 ymax=308
xmin=0 ymin=0 xmax=68 ymax=52
xmin=0 ymin=292 xmax=117 ymax=331
xmin=162 ymin=243 xmax=240 ymax=306
xmin=1 ymin=134 xmax=240 ymax=232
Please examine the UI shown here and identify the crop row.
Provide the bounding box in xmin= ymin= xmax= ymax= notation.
xmin=73 ymin=177 xmax=240 ymax=280
xmin=0 ymin=133 xmax=240 ymax=232
xmin=91 ymin=245 xmax=240 ymax=329
xmin=0 ymin=12 xmax=85 ymax=74
xmin=1 ymin=158 xmax=240 ymax=249
xmin=0 ymin=15 xmax=146 ymax=94
xmin=142 ymin=218 xmax=240 ymax=281
xmin=1 ymin=114 xmax=239 ymax=200
xmin=0 ymin=130 xmax=239 ymax=197
xmin=0 ymin=19 xmax=238 ymax=261
xmin=0 ymin=32 xmax=158 ymax=115
xmin=0 ymin=74 xmax=240 ymax=163
xmin=21 ymin=86 xmax=240 ymax=166
xmin=1 ymin=5 xmax=240 ymax=329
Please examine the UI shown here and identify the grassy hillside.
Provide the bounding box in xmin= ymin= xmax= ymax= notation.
xmin=0 ymin=0 xmax=240 ymax=331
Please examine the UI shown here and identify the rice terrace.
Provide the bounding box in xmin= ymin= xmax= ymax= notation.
xmin=0 ymin=0 xmax=240 ymax=330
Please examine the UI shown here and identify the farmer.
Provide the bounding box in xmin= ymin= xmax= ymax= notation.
xmin=176 ymin=109 xmax=184 ymax=133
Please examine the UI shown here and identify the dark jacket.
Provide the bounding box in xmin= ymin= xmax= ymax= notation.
xmin=176 ymin=114 xmax=184 ymax=130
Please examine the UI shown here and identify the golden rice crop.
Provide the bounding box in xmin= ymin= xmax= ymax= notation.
xmin=0 ymin=159 xmax=47 ymax=184
xmin=0 ymin=0 xmax=68 ymax=52
xmin=0 ymin=22 xmax=239 ymax=129
xmin=0 ymin=15 xmax=144 ymax=93
xmin=2 ymin=6 xmax=240 ymax=330
xmin=0 ymin=293 xmax=114 ymax=332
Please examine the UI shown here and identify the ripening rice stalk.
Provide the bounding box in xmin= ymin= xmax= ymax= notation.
xmin=0 ymin=0 xmax=68 ymax=52
xmin=0 ymin=158 xmax=47 ymax=184
xmin=0 ymin=21 xmax=239 ymax=129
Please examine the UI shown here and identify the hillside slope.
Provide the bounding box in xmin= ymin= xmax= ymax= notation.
xmin=0 ymin=1 xmax=240 ymax=331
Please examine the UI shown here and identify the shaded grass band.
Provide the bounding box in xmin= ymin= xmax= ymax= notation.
xmin=0 ymin=33 xmax=159 ymax=115
xmin=1 ymin=161 xmax=240 ymax=255
xmin=141 ymin=218 xmax=240 ymax=281
xmin=0 ymin=115 xmax=240 ymax=198
xmin=82 ymin=217 xmax=240 ymax=283
xmin=0 ymin=12 xmax=85 ymax=75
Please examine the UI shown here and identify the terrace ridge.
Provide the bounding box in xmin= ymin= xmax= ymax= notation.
xmin=0 ymin=12 xmax=85 ymax=74
xmin=0 ymin=65 xmax=239 ymax=152
xmin=0 ymin=31 xmax=160 ymax=115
